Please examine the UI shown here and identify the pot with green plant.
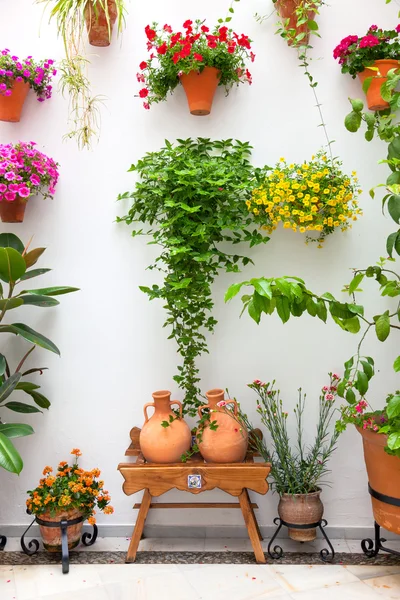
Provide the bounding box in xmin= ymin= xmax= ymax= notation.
xmin=117 ymin=138 xmax=268 ymax=416
xmin=137 ymin=19 xmax=254 ymax=115
xmin=0 ymin=232 xmax=78 ymax=475
xmin=38 ymin=0 xmax=126 ymax=148
xmin=245 ymin=376 xmax=340 ymax=542
xmin=273 ymin=0 xmax=320 ymax=47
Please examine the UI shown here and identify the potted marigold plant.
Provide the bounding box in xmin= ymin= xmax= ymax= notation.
xmin=26 ymin=449 xmax=114 ymax=552
xmin=246 ymin=376 xmax=340 ymax=541
xmin=137 ymin=19 xmax=254 ymax=115
xmin=248 ymin=151 xmax=362 ymax=247
xmin=0 ymin=142 xmax=59 ymax=223
xmin=0 ymin=49 xmax=56 ymax=122
xmin=333 ymin=25 xmax=400 ymax=111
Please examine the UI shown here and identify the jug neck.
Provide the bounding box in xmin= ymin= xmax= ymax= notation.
xmin=206 ymin=388 xmax=225 ymax=409
xmin=152 ymin=390 xmax=172 ymax=411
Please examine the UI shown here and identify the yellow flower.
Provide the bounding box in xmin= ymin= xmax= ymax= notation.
xmin=283 ymin=221 xmax=291 ymax=229
xmin=279 ymin=157 xmax=285 ymax=162
xmin=299 ymin=226 xmax=306 ymax=233
xmin=297 ymin=192 xmax=304 ymax=199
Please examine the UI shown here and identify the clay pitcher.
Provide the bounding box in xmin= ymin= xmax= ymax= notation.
xmin=85 ymin=0 xmax=118 ymax=47
xmin=139 ymin=391 xmax=191 ymax=463
xmin=197 ymin=388 xmax=248 ymax=463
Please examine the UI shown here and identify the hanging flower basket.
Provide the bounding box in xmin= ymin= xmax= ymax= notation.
xmin=85 ymin=0 xmax=118 ymax=47
xmin=179 ymin=67 xmax=220 ymax=115
xmin=358 ymin=59 xmax=400 ymax=111
xmin=275 ymin=0 xmax=316 ymax=46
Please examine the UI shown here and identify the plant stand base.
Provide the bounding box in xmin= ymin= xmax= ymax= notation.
xmin=0 ymin=535 xmax=6 ymax=550
xmin=267 ymin=517 xmax=335 ymax=562
xmin=20 ymin=512 xmax=98 ymax=574
xmin=362 ymin=521 xmax=400 ymax=558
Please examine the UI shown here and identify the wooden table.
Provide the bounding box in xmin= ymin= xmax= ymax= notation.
xmin=118 ymin=427 xmax=271 ymax=564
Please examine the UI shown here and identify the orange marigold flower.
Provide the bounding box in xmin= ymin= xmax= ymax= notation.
xmin=103 ymin=506 xmax=114 ymax=515
xmin=43 ymin=466 xmax=53 ymax=475
xmin=58 ymin=461 xmax=68 ymax=468
xmin=88 ymin=516 xmax=96 ymax=525
xmin=71 ymin=448 xmax=82 ymax=457
xmin=45 ymin=476 xmax=56 ymax=487
xmin=91 ymin=468 xmax=101 ymax=477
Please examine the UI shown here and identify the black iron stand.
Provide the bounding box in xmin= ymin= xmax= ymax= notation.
xmin=267 ymin=517 xmax=335 ymax=562
xmin=0 ymin=535 xmax=6 ymax=550
xmin=20 ymin=512 xmax=98 ymax=574
xmin=361 ymin=485 xmax=400 ymax=558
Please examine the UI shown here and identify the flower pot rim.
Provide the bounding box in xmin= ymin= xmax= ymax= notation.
xmin=280 ymin=488 xmax=322 ymax=498
xmin=179 ymin=66 xmax=220 ymax=78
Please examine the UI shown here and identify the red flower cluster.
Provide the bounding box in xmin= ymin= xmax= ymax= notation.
xmin=333 ymin=35 xmax=358 ymax=63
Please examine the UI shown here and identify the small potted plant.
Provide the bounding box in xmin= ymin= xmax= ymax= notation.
xmin=333 ymin=25 xmax=400 ymax=111
xmin=0 ymin=49 xmax=56 ymax=122
xmin=0 ymin=142 xmax=59 ymax=223
xmin=26 ymin=449 xmax=114 ymax=551
xmin=273 ymin=0 xmax=321 ymax=47
xmin=137 ymin=19 xmax=254 ymax=115
xmin=247 ymin=376 xmax=340 ymax=541
xmin=248 ymin=151 xmax=362 ymax=247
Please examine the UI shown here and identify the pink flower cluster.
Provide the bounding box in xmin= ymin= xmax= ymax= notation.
xmin=333 ymin=35 xmax=359 ymax=64
xmin=0 ymin=142 xmax=59 ymax=204
xmin=0 ymin=49 xmax=56 ymax=101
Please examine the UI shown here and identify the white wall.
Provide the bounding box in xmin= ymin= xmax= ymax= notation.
xmin=0 ymin=0 xmax=399 ymax=535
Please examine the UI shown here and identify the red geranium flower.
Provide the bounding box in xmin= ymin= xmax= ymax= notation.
xmin=227 ymin=42 xmax=236 ymax=54
xmin=201 ymin=25 xmax=210 ymax=33
xmin=194 ymin=53 xmax=203 ymax=61
xmin=139 ymin=61 xmax=148 ymax=70
xmin=207 ymin=35 xmax=218 ymax=49
xmin=180 ymin=43 xmax=192 ymax=58
xmin=157 ymin=42 xmax=168 ymax=55
xmin=172 ymin=52 xmax=181 ymax=64
xmin=163 ymin=24 xmax=173 ymax=33
xmin=145 ymin=25 xmax=156 ymax=41
xmin=219 ymin=26 xmax=228 ymax=42
xmin=170 ymin=32 xmax=182 ymax=47
xmin=143 ymin=102 xmax=150 ymax=110
xmin=237 ymin=34 xmax=251 ymax=49
xmin=183 ymin=20 xmax=193 ymax=29
xmin=139 ymin=88 xmax=149 ymax=98
xmin=250 ymin=52 xmax=256 ymax=62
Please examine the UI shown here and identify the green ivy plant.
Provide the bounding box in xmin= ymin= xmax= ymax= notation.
xmin=118 ymin=138 xmax=268 ymax=415
xmin=0 ymin=233 xmax=78 ymax=474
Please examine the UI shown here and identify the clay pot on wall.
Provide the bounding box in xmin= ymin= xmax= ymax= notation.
xmin=278 ymin=489 xmax=324 ymax=541
xmin=275 ymin=0 xmax=316 ymax=46
xmin=0 ymin=197 xmax=29 ymax=223
xmin=357 ymin=426 xmax=400 ymax=534
xmin=39 ymin=509 xmax=83 ymax=552
xmin=180 ymin=67 xmax=220 ymax=116
xmin=139 ymin=390 xmax=191 ymax=463
xmin=85 ymin=0 xmax=118 ymax=47
xmin=0 ymin=80 xmax=30 ymax=122
xmin=357 ymin=60 xmax=400 ymax=112
xmin=197 ymin=388 xmax=248 ymax=463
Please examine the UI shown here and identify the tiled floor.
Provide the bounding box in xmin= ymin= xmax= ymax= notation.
xmin=1 ymin=538 xmax=400 ymax=599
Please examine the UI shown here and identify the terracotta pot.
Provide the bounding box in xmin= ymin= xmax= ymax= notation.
xmin=275 ymin=0 xmax=316 ymax=46
xmin=278 ymin=489 xmax=324 ymax=541
xmin=357 ymin=426 xmax=400 ymax=534
xmin=0 ymin=80 xmax=30 ymax=122
xmin=180 ymin=67 xmax=220 ymax=116
xmin=39 ymin=508 xmax=83 ymax=552
xmin=197 ymin=389 xmax=248 ymax=463
xmin=358 ymin=59 xmax=400 ymax=111
xmin=85 ymin=0 xmax=118 ymax=47
xmin=0 ymin=197 xmax=29 ymax=223
xmin=139 ymin=390 xmax=191 ymax=463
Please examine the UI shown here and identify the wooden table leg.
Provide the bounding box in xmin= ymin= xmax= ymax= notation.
xmin=244 ymin=489 xmax=263 ymax=541
xmin=126 ymin=489 xmax=152 ymax=563
xmin=239 ymin=489 xmax=266 ymax=564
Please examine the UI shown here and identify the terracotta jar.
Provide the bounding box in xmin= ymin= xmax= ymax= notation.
xmin=197 ymin=388 xmax=248 ymax=463
xmin=0 ymin=197 xmax=29 ymax=223
xmin=85 ymin=0 xmax=118 ymax=47
xmin=139 ymin=390 xmax=191 ymax=463
xmin=39 ymin=508 xmax=83 ymax=552
xmin=0 ymin=80 xmax=30 ymax=122
xmin=278 ymin=489 xmax=324 ymax=541
xmin=357 ymin=426 xmax=400 ymax=534
xmin=275 ymin=0 xmax=316 ymax=46
xmin=358 ymin=59 xmax=399 ymax=112
xmin=180 ymin=67 xmax=220 ymax=116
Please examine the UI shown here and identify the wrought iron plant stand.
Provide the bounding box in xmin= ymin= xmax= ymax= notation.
xmin=267 ymin=517 xmax=335 ymax=562
xmin=361 ymin=485 xmax=400 ymax=559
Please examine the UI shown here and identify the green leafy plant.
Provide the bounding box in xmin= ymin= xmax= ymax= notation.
xmin=0 ymin=233 xmax=78 ymax=474
xmin=117 ymin=138 xmax=268 ymax=415
xmin=243 ymin=376 xmax=340 ymax=495
xmin=38 ymin=0 xmax=126 ymax=148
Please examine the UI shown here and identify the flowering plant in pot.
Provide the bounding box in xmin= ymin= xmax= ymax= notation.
xmin=333 ymin=25 xmax=400 ymax=111
xmin=26 ymin=449 xmax=114 ymax=551
xmin=0 ymin=233 xmax=78 ymax=474
xmin=272 ymin=0 xmax=322 ymax=47
xmin=0 ymin=49 xmax=56 ymax=122
xmin=245 ymin=376 xmax=340 ymax=542
xmin=137 ymin=19 xmax=254 ymax=115
xmin=0 ymin=142 xmax=59 ymax=223
xmin=248 ymin=151 xmax=362 ymax=247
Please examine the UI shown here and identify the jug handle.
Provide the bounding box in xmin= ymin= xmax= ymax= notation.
xmin=225 ymin=400 xmax=238 ymax=416
xmin=198 ymin=403 xmax=211 ymax=419
xmin=170 ymin=400 xmax=183 ymax=419
xmin=143 ymin=402 xmax=155 ymax=423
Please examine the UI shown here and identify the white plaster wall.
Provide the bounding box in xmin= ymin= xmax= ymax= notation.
xmin=0 ymin=0 xmax=399 ymax=534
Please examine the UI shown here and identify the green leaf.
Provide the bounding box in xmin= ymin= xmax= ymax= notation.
xmin=348 ymin=304 xmax=364 ymax=317
xmin=23 ymin=248 xmax=45 ymax=269
xmin=387 ymin=231 xmax=398 ymax=257
xmin=276 ymin=296 xmax=290 ymax=323
xmin=316 ymin=300 xmax=327 ymax=322
xmin=356 ymin=371 xmax=369 ymax=396
xmin=375 ymin=312 xmax=390 ymax=342
xmin=19 ymin=268 xmax=51 ymax=281
xmin=0 ymin=354 xmax=5 ymax=377
xmin=0 ymin=247 xmax=26 ymax=283
xmin=0 ymin=432 xmax=23 ymax=473
xmin=393 ymin=356 xmax=400 ymax=372
xmin=307 ymin=19 xmax=318 ymax=30
xmin=362 ymin=76 xmax=373 ymax=94
xmin=346 ymin=387 xmax=356 ymax=404
xmin=252 ymin=278 xmax=272 ymax=299
xmin=388 ymin=195 xmax=400 ymax=224
xmin=344 ymin=356 xmax=354 ymax=370
xmin=341 ymin=316 xmax=361 ymax=333
xmin=0 ymin=298 xmax=24 ymax=311
xmin=337 ymin=380 xmax=346 ymax=398
xmin=4 ymin=401 xmax=42 ymax=414
xmin=345 ymin=111 xmax=362 ymax=133
xmin=24 ymin=286 xmax=79 ymax=297
xmin=247 ymin=299 xmax=261 ymax=324
xmin=19 ymin=295 xmax=60 ymax=308
xmin=350 ymin=98 xmax=364 ymax=112
xmin=349 ymin=273 xmax=364 ymax=294
xmin=0 ymin=233 xmax=24 ymax=253
xmin=225 ymin=282 xmax=246 ymax=302
xmin=0 ymin=373 xmax=21 ymax=404
xmin=361 ymin=360 xmax=374 ymax=379
xmin=16 ymin=382 xmax=40 ymax=392
xmin=0 ymin=324 xmax=60 ymax=355
xmin=0 ymin=423 xmax=34 ymax=439
xmin=388 ymin=431 xmax=400 ymax=450
xmin=387 ymin=395 xmax=400 ymax=419
xmin=26 ymin=391 xmax=50 ymax=409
